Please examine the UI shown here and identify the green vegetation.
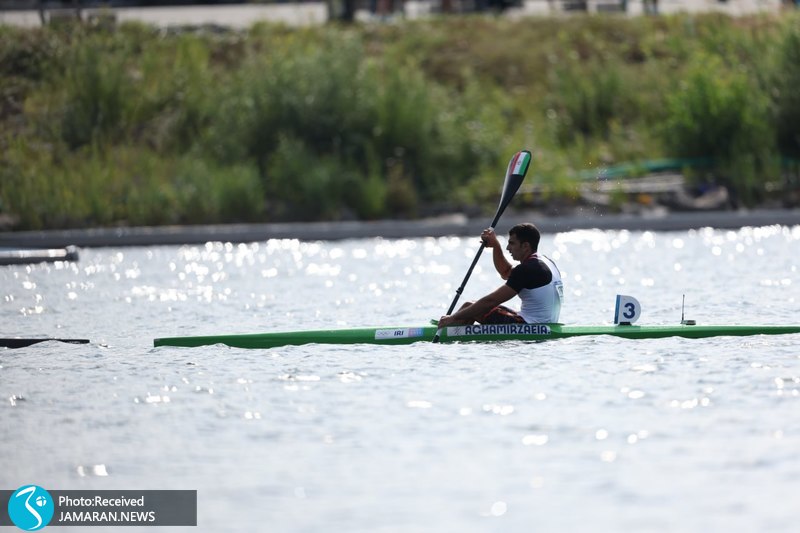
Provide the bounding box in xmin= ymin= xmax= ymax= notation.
xmin=1 ymin=12 xmax=798 ymax=230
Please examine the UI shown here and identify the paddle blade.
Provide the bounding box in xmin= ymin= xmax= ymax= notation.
xmin=493 ymin=150 xmax=532 ymax=227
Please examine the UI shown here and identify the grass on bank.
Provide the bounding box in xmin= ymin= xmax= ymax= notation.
xmin=1 ymin=12 xmax=799 ymax=230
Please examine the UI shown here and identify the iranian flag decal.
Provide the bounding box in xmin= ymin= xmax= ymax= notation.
xmin=509 ymin=151 xmax=531 ymax=177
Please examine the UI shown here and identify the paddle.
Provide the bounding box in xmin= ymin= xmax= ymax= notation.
xmin=432 ymin=149 xmax=532 ymax=343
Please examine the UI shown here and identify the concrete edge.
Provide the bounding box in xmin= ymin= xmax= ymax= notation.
xmin=2 ymin=209 xmax=799 ymax=248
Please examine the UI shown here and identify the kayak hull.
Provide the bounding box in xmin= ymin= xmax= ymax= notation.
xmin=153 ymin=323 xmax=800 ymax=349
xmin=1 ymin=338 xmax=90 ymax=349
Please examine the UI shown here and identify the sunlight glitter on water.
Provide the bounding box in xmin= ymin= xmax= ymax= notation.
xmin=2 ymin=227 xmax=799 ymax=533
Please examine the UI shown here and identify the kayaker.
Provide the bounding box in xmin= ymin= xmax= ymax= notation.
xmin=438 ymin=223 xmax=563 ymax=327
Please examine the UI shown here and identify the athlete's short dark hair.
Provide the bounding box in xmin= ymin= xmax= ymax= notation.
xmin=509 ymin=223 xmax=540 ymax=252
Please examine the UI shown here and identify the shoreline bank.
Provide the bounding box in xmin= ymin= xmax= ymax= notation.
xmin=2 ymin=208 xmax=799 ymax=248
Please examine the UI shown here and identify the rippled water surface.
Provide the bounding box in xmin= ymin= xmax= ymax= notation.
xmin=2 ymin=226 xmax=799 ymax=532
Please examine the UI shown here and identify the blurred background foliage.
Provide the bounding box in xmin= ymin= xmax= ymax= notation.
xmin=1 ymin=12 xmax=798 ymax=229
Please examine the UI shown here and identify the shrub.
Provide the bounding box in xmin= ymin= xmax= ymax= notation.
xmin=60 ymin=40 xmax=132 ymax=149
xmin=546 ymin=56 xmax=629 ymax=145
xmin=0 ymin=26 xmax=62 ymax=82
xmin=662 ymin=53 xmax=776 ymax=205
xmin=0 ymin=139 xmax=264 ymax=228
xmin=773 ymin=22 xmax=800 ymax=158
xmin=203 ymin=31 xmax=501 ymax=218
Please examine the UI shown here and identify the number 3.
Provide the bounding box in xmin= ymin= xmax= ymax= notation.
xmin=623 ymin=302 xmax=636 ymax=319
xmin=614 ymin=295 xmax=642 ymax=324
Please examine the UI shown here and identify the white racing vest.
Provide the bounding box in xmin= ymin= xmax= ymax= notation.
xmin=518 ymin=255 xmax=563 ymax=323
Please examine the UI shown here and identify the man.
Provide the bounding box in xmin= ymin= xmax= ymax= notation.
xmin=438 ymin=223 xmax=563 ymax=327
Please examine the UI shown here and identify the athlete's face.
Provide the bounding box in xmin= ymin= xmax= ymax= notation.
xmin=506 ymin=234 xmax=532 ymax=261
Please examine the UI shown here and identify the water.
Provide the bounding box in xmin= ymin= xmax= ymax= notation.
xmin=2 ymin=226 xmax=799 ymax=532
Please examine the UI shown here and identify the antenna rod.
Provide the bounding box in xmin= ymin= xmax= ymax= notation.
xmin=681 ymin=294 xmax=685 ymax=323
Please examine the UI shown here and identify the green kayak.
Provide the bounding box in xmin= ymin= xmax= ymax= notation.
xmin=153 ymin=323 xmax=800 ymax=349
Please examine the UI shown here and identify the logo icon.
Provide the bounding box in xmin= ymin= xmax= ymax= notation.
xmin=8 ymin=485 xmax=54 ymax=531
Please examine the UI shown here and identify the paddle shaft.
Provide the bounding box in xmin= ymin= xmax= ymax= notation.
xmin=442 ymin=211 xmax=506 ymax=317
xmin=433 ymin=216 xmax=506 ymax=344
